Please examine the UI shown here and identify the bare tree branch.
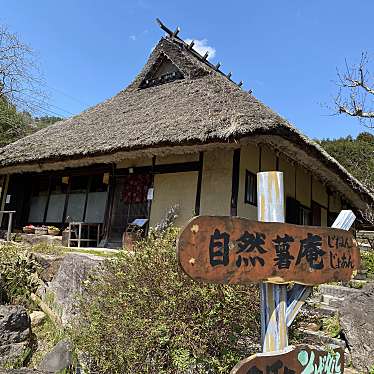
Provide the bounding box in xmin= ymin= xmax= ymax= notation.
xmin=334 ymin=52 xmax=374 ymax=129
xmin=0 ymin=25 xmax=47 ymax=113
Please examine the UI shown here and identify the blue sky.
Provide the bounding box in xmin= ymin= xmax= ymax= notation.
xmin=1 ymin=0 xmax=373 ymax=139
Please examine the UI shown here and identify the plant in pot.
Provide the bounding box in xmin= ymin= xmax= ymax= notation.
xmin=48 ymin=226 xmax=60 ymax=236
xmin=34 ymin=225 xmax=48 ymax=235
xmin=23 ymin=224 xmax=35 ymax=234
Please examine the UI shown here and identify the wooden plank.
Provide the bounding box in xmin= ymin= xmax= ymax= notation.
xmin=286 ymin=284 xmax=312 ymax=327
xmin=177 ymin=216 xmax=360 ymax=285
xmin=230 ymin=344 xmax=344 ymax=374
xmin=257 ymin=171 xmax=288 ymax=352
xmin=332 ymin=210 xmax=356 ymax=231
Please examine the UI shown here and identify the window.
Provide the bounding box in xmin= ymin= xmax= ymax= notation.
xmin=28 ymin=176 xmax=50 ymax=222
xmin=85 ymin=175 xmax=109 ymax=223
xmin=65 ymin=176 xmax=90 ymax=222
xmin=299 ymin=205 xmax=311 ymax=225
xmin=286 ymin=197 xmax=311 ymax=225
xmin=311 ymin=201 xmax=322 ymax=226
xmin=27 ymin=173 xmax=109 ymax=225
xmin=245 ymin=170 xmax=257 ymax=206
xmin=45 ymin=176 xmax=68 ymax=223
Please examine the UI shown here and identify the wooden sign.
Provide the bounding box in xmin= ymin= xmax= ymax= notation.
xmin=177 ymin=216 xmax=360 ymax=285
xmin=230 ymin=344 xmax=344 ymax=374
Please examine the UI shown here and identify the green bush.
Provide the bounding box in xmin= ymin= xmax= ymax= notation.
xmin=361 ymin=251 xmax=374 ymax=279
xmin=0 ymin=244 xmax=40 ymax=305
xmin=322 ymin=315 xmax=341 ymax=338
xmin=72 ymin=227 xmax=261 ymax=373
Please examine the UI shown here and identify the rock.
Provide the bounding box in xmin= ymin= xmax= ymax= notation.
xmin=38 ymin=340 xmax=72 ymax=373
xmin=18 ymin=234 xmax=62 ymax=247
xmin=299 ymin=321 xmax=321 ymax=332
xmin=0 ymin=306 xmax=30 ymax=345
xmin=338 ymin=282 xmax=374 ymax=372
xmin=0 ymin=369 xmax=47 ymax=373
xmin=44 ymin=253 xmax=104 ymax=325
xmin=29 ymin=311 xmax=46 ymax=327
xmin=32 ymin=253 xmax=63 ymax=283
xmin=0 ymin=305 xmax=31 ymax=367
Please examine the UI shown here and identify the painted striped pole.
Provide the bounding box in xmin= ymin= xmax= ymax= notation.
xmin=257 ymin=171 xmax=288 ymax=352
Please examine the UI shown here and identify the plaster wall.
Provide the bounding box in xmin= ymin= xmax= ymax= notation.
xmin=329 ymin=193 xmax=342 ymax=212
xmin=261 ymin=147 xmax=276 ymax=171
xmin=200 ymin=150 xmax=233 ymax=216
xmin=279 ymin=157 xmax=296 ymax=200
xmin=296 ymin=166 xmax=311 ymax=208
xmin=150 ymin=171 xmax=198 ymax=228
xmin=312 ymin=178 xmax=328 ymax=207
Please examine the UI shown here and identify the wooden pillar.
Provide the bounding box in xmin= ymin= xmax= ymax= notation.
xmin=0 ymin=175 xmax=10 ymax=227
xmin=257 ymin=171 xmax=288 ymax=352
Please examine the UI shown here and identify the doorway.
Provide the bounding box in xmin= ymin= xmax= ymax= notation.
xmin=107 ymin=174 xmax=152 ymax=248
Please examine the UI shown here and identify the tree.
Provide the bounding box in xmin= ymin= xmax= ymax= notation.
xmin=0 ymin=25 xmax=46 ymax=112
xmin=334 ymin=53 xmax=374 ymax=129
xmin=0 ymin=96 xmax=27 ymax=147
xmin=0 ymin=25 xmax=59 ymax=147
xmin=319 ymin=133 xmax=374 ymax=224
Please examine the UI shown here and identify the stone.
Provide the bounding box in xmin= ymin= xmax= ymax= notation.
xmin=29 ymin=311 xmax=46 ymax=327
xmin=0 ymin=369 xmax=47 ymax=373
xmin=0 ymin=306 xmax=30 ymax=345
xmin=18 ymin=234 xmax=62 ymax=247
xmin=299 ymin=322 xmax=321 ymax=332
xmin=0 ymin=305 xmax=31 ymax=367
xmin=32 ymin=253 xmax=63 ymax=283
xmin=37 ymin=340 xmax=73 ymax=373
xmin=320 ymin=284 xmax=362 ymax=298
xmin=44 ymin=252 xmax=104 ymax=326
xmin=338 ymin=282 xmax=374 ymax=372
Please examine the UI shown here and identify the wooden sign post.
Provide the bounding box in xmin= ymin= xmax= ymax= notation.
xmin=230 ymin=344 xmax=344 ymax=374
xmin=257 ymin=171 xmax=288 ymax=352
xmin=177 ymin=217 xmax=359 ymax=285
xmin=177 ymin=171 xmax=359 ymax=372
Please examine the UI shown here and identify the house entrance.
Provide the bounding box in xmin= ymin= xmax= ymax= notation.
xmin=107 ymin=174 xmax=152 ymax=248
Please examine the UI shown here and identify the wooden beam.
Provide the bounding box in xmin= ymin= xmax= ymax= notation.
xmin=230 ymin=149 xmax=240 ymax=216
xmin=155 ymin=18 xmax=174 ymax=37
xmin=194 ymin=152 xmax=204 ymax=216
xmin=0 ymin=175 xmax=10 ymax=227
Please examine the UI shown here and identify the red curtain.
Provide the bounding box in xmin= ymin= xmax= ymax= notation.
xmin=122 ymin=174 xmax=151 ymax=204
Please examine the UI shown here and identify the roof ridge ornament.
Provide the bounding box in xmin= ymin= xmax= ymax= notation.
xmin=155 ymin=18 xmax=245 ymax=89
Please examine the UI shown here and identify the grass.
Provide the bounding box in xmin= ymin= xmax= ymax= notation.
xmin=30 ymin=242 xmax=119 ymax=258
xmin=361 ymin=250 xmax=374 ymax=279
xmin=29 ymin=316 xmax=65 ymax=368
xmin=322 ymin=314 xmax=341 ymax=338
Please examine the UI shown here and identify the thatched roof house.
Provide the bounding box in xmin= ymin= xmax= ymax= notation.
xmin=0 ymin=22 xmax=372 ymax=247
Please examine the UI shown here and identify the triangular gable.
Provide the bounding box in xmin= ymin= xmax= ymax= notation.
xmin=128 ymin=37 xmax=210 ymax=91
xmin=139 ymin=54 xmax=184 ymax=89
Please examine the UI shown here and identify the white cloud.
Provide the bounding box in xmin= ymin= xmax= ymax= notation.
xmin=184 ymin=39 xmax=216 ymax=60
xmin=129 ymin=35 xmax=136 ymax=41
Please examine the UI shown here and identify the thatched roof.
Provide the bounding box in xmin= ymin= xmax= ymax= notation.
xmin=0 ymin=35 xmax=373 ymax=210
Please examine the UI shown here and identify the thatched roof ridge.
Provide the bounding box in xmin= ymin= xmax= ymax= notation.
xmin=0 ymin=36 xmax=373 ymax=209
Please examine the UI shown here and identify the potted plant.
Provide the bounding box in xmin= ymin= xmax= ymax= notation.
xmin=48 ymin=226 xmax=60 ymax=236
xmin=35 ymin=226 xmax=48 ymax=235
xmin=23 ymin=224 xmax=35 ymax=234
